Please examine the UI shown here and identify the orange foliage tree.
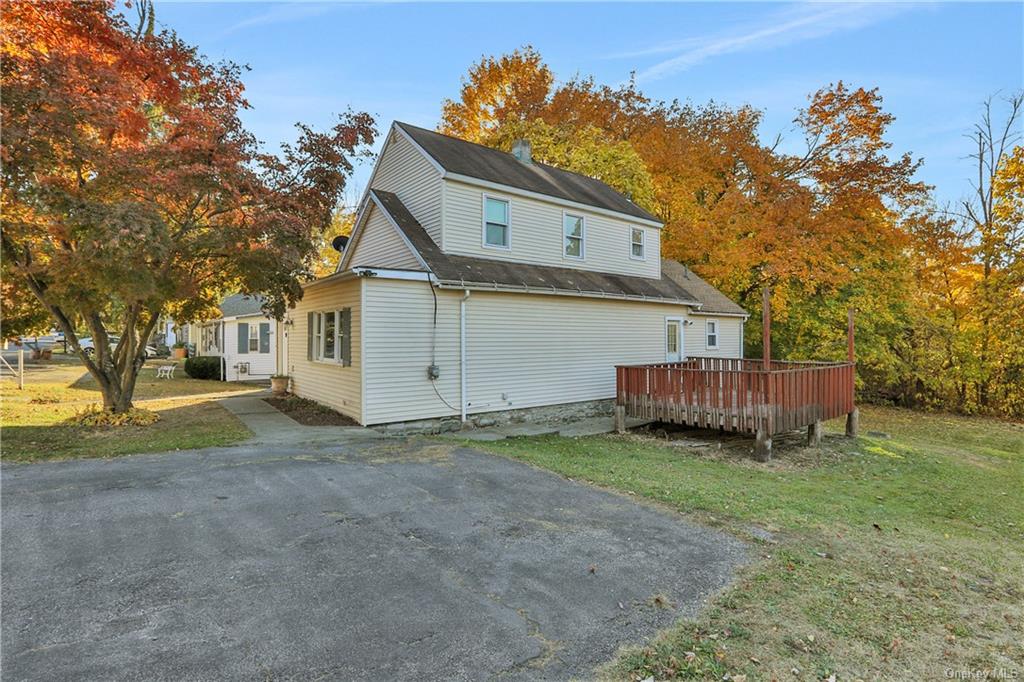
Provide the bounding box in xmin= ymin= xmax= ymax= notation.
xmin=1 ymin=2 xmax=375 ymax=411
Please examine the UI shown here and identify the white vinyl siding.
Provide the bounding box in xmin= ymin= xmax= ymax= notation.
xmin=347 ymin=204 xmax=423 ymax=271
xmin=443 ymin=180 xmax=660 ymax=279
xmin=360 ymin=279 xmax=741 ymax=425
xmin=686 ymin=316 xmax=743 ymax=358
xmin=362 ymin=279 xmax=461 ymax=424
xmin=286 ymin=277 xmax=362 ymax=421
xmin=369 ymin=130 xmax=443 ymax=245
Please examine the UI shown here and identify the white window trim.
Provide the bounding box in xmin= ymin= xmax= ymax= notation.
xmin=312 ymin=313 xmax=323 ymax=361
xmin=481 ymin=194 xmax=511 ymax=251
xmin=705 ymin=320 xmax=719 ymax=350
xmin=312 ymin=310 xmax=347 ymax=366
xmin=630 ymin=227 xmax=646 ymax=261
xmin=664 ymin=315 xmax=685 ymax=362
xmin=562 ymin=210 xmax=586 ymax=261
xmin=321 ymin=311 xmax=336 ymax=362
xmin=248 ymin=323 xmax=259 ymax=352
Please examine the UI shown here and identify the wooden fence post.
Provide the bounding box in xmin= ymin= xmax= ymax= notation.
xmin=755 ymin=429 xmax=772 ymax=462
xmin=614 ymin=405 xmax=626 ymax=434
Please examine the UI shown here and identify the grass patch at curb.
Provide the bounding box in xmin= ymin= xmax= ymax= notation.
xmin=467 ymin=406 xmax=1023 ymax=680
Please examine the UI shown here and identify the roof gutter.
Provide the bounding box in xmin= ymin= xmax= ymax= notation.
xmin=433 ymin=279 xmax=700 ymax=307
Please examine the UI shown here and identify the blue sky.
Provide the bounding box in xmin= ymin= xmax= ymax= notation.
xmin=154 ymin=2 xmax=1023 ymax=208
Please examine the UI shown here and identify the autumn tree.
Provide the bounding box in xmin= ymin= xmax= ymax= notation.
xmin=440 ymin=46 xmax=552 ymax=143
xmin=310 ymin=207 xmax=357 ymax=279
xmin=960 ymin=95 xmax=1023 ymax=409
xmin=1 ymin=2 xmax=375 ymax=412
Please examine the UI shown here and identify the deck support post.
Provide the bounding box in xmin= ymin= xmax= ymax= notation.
xmin=755 ymin=429 xmax=772 ymax=462
xmin=845 ymin=407 xmax=859 ymax=438
xmin=845 ymin=308 xmax=858 ymax=438
xmin=807 ymin=420 xmax=822 ymax=447
xmin=614 ymin=405 xmax=626 ymax=434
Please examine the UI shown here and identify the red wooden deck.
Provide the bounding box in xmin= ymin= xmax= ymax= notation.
xmin=615 ymin=357 xmax=855 ymax=437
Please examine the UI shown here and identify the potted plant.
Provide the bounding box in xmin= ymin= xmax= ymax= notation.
xmin=172 ymin=342 xmax=187 ymax=359
xmin=270 ymin=374 xmax=290 ymax=396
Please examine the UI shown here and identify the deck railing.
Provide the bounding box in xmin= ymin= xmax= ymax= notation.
xmin=615 ymin=357 xmax=855 ymax=437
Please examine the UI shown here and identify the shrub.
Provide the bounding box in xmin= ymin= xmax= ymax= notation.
xmin=184 ymin=356 xmax=222 ymax=380
xmin=68 ymin=406 xmax=159 ymax=427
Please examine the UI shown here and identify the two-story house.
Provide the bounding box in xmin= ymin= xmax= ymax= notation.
xmin=283 ymin=122 xmax=747 ymax=426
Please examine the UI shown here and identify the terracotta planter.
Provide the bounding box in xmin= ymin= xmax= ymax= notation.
xmin=271 ymin=376 xmax=289 ymax=396
xmin=172 ymin=347 xmax=187 ymax=359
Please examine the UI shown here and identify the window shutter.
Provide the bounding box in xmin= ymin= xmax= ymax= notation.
xmin=307 ymin=312 xmax=315 ymax=361
xmin=341 ymin=308 xmax=352 ymax=366
xmin=237 ymin=323 xmax=249 ymax=355
xmin=259 ymin=323 xmax=270 ymax=354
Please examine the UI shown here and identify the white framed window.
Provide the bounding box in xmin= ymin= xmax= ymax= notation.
xmin=630 ymin=228 xmax=646 ymax=260
xmin=312 ymin=313 xmax=323 ymax=360
xmin=562 ymin=212 xmax=585 ymax=259
xmin=322 ymin=311 xmax=336 ymax=360
xmin=248 ymin=323 xmax=259 ymax=352
xmin=483 ymin=195 xmax=510 ymax=249
xmin=706 ymin=320 xmax=719 ymax=350
xmin=311 ymin=310 xmax=347 ymax=364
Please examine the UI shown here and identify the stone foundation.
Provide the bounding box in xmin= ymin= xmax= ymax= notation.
xmin=374 ymin=399 xmax=615 ymax=436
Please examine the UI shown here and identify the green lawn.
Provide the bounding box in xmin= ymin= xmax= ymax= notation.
xmin=2 ymin=362 xmax=255 ymax=462
xmin=470 ymin=406 xmax=1024 ymax=680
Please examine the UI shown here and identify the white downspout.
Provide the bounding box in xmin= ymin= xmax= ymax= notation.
xmin=460 ymin=289 xmax=470 ymax=422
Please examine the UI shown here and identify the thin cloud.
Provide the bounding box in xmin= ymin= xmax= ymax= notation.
xmin=222 ymin=3 xmax=337 ymax=35
xmin=633 ymin=3 xmax=915 ymax=82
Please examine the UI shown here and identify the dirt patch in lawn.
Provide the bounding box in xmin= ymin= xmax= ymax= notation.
xmin=263 ymin=395 xmax=358 ymax=426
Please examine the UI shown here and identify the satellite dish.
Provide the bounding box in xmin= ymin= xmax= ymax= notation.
xmin=331 ymin=235 xmax=350 ymax=252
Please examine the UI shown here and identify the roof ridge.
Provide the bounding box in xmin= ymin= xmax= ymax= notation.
xmin=397 ymin=122 xmax=626 ymax=188
xmin=394 ymin=121 xmax=513 ymax=156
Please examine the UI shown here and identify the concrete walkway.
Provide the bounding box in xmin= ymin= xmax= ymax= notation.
xmin=217 ymin=393 xmax=387 ymax=445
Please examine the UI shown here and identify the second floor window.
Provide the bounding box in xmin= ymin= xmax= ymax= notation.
xmin=563 ymin=213 xmax=585 ymax=259
xmin=630 ymin=228 xmax=645 ymax=259
xmin=484 ymin=196 xmax=510 ymax=248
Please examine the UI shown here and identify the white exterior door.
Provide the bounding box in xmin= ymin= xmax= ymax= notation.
xmin=665 ymin=318 xmax=683 ymax=362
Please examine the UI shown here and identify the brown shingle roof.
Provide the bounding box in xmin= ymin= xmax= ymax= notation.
xmin=395 ymin=122 xmax=660 ymax=224
xmin=370 ymin=190 xmax=701 ymax=305
xmin=661 ymin=260 xmax=747 ymax=316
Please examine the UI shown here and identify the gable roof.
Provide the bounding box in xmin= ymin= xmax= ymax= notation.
xmin=218 ymin=293 xmax=267 ymax=319
xmin=370 ymin=189 xmax=702 ymax=306
xmin=394 ymin=122 xmax=661 ymax=225
xmin=661 ymin=260 xmax=747 ymax=316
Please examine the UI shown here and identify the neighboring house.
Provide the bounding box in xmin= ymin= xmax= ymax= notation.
xmin=191 ymin=294 xmax=282 ymax=382
xmin=284 ymin=121 xmax=747 ymax=426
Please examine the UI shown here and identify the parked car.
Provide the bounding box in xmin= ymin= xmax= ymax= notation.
xmin=78 ymin=336 xmax=157 ymax=358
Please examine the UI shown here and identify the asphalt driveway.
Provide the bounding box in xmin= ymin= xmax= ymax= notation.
xmin=2 ymin=436 xmax=746 ymax=681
